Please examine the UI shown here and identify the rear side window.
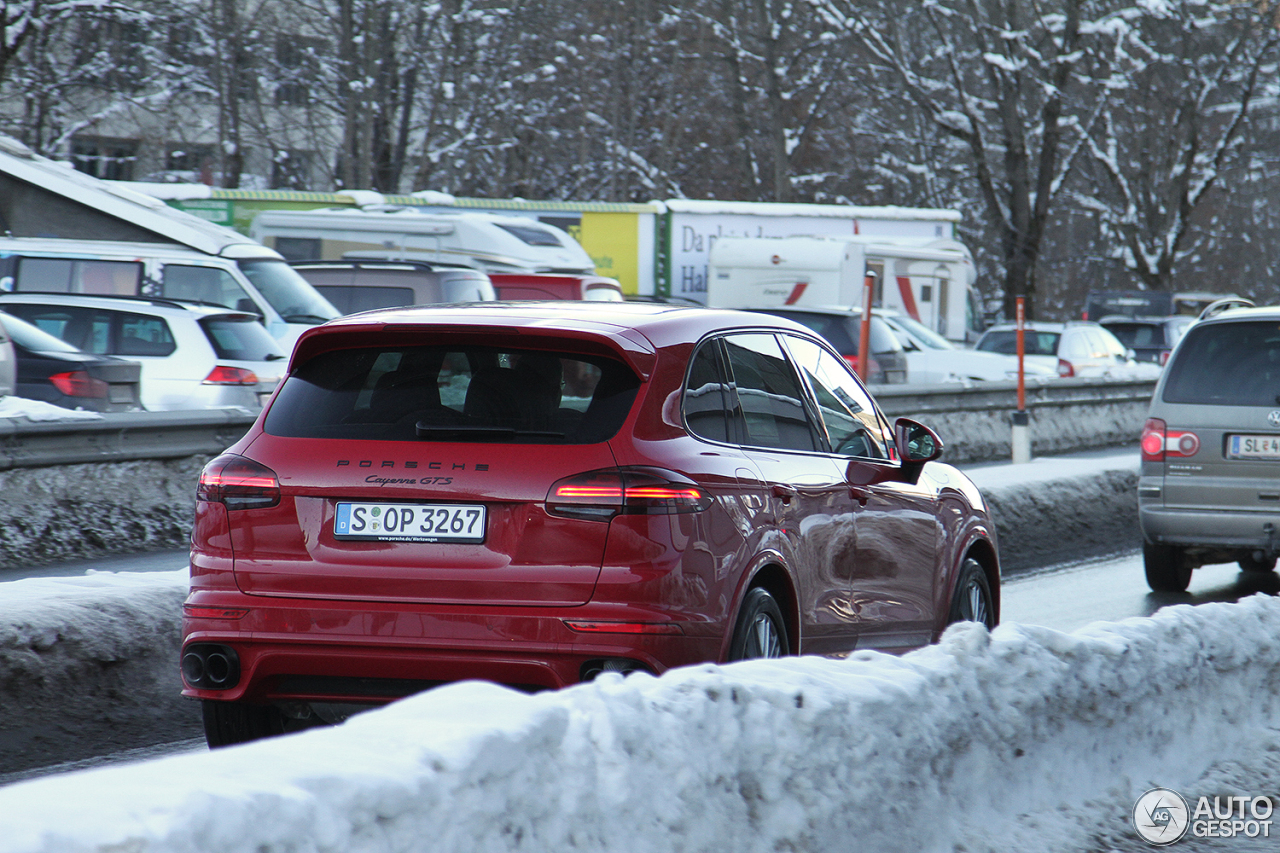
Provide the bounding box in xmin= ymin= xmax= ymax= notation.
xmin=201 ymin=317 xmax=285 ymax=361
xmin=315 ymin=285 xmax=416 ymax=314
xmin=265 ymin=344 xmax=639 ymax=443
xmin=15 ymin=258 xmax=141 ymax=295
xmin=683 ymin=339 xmax=732 ymax=443
xmin=117 ymin=314 xmax=176 ymax=356
xmin=1163 ymin=321 xmax=1280 ymax=406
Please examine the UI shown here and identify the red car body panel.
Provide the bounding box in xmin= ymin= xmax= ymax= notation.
xmin=183 ymin=302 xmax=999 ymax=711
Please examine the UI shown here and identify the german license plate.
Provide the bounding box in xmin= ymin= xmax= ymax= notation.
xmin=334 ymin=502 xmax=486 ymax=543
xmin=1227 ymin=435 xmax=1280 ymax=460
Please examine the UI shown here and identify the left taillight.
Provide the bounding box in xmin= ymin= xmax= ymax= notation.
xmin=1056 ymin=358 xmax=1075 ymax=378
xmin=203 ymin=366 xmax=260 ymax=385
xmin=49 ymin=370 xmax=108 ymax=398
xmin=1141 ymin=418 xmax=1200 ymax=462
xmin=197 ymin=453 xmax=280 ymax=510
xmin=547 ymin=467 xmax=712 ymax=521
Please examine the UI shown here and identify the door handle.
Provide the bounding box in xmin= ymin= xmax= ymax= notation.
xmin=771 ymin=484 xmax=797 ymax=503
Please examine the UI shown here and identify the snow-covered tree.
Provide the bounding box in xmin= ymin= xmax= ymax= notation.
xmin=824 ymin=0 xmax=1125 ymax=319
xmin=1074 ymin=0 xmax=1279 ymax=291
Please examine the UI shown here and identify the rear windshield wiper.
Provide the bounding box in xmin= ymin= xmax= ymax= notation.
xmin=415 ymin=423 xmax=565 ymax=441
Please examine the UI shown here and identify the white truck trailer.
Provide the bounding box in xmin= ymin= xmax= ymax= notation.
xmin=706 ymin=234 xmax=981 ymax=343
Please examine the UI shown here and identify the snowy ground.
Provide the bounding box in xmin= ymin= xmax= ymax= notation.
xmin=1 ymin=568 xmax=1279 ymax=852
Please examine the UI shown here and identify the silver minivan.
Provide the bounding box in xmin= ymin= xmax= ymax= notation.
xmin=1139 ymin=300 xmax=1280 ymax=590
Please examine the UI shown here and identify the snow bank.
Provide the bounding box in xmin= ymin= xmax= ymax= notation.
xmin=0 ymin=397 xmax=103 ymax=422
xmin=2 ymin=593 xmax=1278 ymax=853
xmin=0 ymin=571 xmax=199 ymax=773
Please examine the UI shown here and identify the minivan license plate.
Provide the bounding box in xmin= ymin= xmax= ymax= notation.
xmin=1227 ymin=435 xmax=1280 ymax=460
xmin=334 ymin=502 xmax=485 ymax=543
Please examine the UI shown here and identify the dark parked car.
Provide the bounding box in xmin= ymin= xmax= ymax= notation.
xmin=747 ymin=306 xmax=909 ymax=384
xmin=289 ymin=259 xmax=495 ymax=315
xmin=182 ymin=302 xmax=999 ymax=746
xmin=1097 ymin=314 xmax=1194 ymax=366
xmin=0 ymin=310 xmax=141 ymax=411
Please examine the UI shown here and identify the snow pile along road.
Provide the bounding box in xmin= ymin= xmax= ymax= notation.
xmin=0 ymin=571 xmax=198 ymax=772
xmin=2 ymin=592 xmax=1279 ymax=852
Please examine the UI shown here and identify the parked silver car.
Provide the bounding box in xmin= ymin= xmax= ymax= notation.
xmin=0 ymin=294 xmax=286 ymax=411
xmin=1139 ymin=299 xmax=1280 ymax=590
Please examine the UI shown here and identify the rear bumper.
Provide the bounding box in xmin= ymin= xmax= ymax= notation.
xmin=181 ymin=590 xmax=721 ymax=703
xmin=1139 ymin=504 xmax=1280 ymax=551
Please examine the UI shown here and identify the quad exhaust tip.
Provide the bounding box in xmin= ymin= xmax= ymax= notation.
xmin=182 ymin=644 xmax=241 ymax=690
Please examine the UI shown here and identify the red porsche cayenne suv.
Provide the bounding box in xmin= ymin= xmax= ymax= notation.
xmin=182 ymin=302 xmax=1000 ymax=745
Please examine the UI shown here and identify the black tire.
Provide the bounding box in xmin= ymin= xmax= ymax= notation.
xmin=202 ymin=699 xmax=288 ymax=748
xmin=1144 ymin=541 xmax=1192 ymax=592
xmin=947 ymin=558 xmax=995 ymax=629
xmin=727 ymin=588 xmax=789 ymax=661
xmin=1238 ymin=553 xmax=1277 ymax=573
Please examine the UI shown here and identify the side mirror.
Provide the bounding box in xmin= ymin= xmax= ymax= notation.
xmin=895 ymin=418 xmax=943 ymax=483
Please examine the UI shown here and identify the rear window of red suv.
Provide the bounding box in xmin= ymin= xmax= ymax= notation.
xmin=265 ymin=344 xmax=640 ymax=443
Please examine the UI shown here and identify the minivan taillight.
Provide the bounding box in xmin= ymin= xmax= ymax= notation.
xmin=1141 ymin=418 xmax=1200 ymax=462
xmin=547 ymin=468 xmax=712 ymax=521
xmin=1057 ymin=358 xmax=1075 ymax=378
xmin=203 ymin=366 xmax=259 ymax=385
xmin=197 ymin=454 xmax=281 ymax=510
xmin=49 ymin=370 xmax=108 ymax=398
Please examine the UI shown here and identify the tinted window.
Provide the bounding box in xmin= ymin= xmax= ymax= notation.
xmin=722 ymin=333 xmax=817 ymax=452
xmin=157 ymin=265 xmax=254 ymax=312
xmin=0 ymin=310 xmax=82 ymax=353
xmin=117 ymin=314 xmax=176 ymax=357
xmin=1102 ymin=322 xmax=1158 ymax=348
xmin=16 ymin=258 xmax=141 ymax=296
xmin=683 ymin=339 xmax=731 ymax=443
xmin=1163 ymin=321 xmax=1280 ymax=406
xmin=265 ymin=345 xmax=639 ymax=443
xmin=976 ymin=330 xmax=1060 ymax=356
xmin=785 ymin=336 xmax=887 ymax=459
xmin=315 ymin=285 xmax=416 ymax=314
xmin=201 ymin=317 xmax=286 ymax=361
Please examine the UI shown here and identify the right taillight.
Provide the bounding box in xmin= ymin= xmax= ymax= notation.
xmin=49 ymin=370 xmax=108 ymax=398
xmin=1160 ymin=350 xmax=1170 ymax=366
xmin=197 ymin=454 xmax=281 ymax=510
xmin=1141 ymin=418 xmax=1200 ymax=462
xmin=547 ymin=468 xmax=712 ymax=521
xmin=1057 ymin=358 xmax=1075 ymax=378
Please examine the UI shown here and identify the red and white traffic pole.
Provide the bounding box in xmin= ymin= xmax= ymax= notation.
xmin=1012 ymin=296 xmax=1031 ymax=463
xmin=857 ymin=272 xmax=874 ymax=382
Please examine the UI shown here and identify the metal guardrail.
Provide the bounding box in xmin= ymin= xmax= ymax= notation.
xmin=874 ymin=376 xmax=1157 ymax=417
xmin=0 ymin=377 xmax=1158 ymax=470
xmin=0 ymin=408 xmax=257 ymax=470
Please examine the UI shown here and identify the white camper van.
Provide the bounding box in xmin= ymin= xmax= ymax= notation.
xmin=707 ymin=235 xmax=983 ymax=343
xmin=249 ymin=206 xmax=596 ymax=275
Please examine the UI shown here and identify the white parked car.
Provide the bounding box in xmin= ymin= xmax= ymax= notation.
xmin=0 ymin=293 xmax=286 ymax=411
xmin=974 ymin=320 xmax=1162 ymax=380
xmin=878 ymin=311 xmax=1058 ymax=384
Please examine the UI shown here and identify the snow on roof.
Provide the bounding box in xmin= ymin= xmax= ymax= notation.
xmin=656 ymin=198 xmax=963 ymax=221
xmin=0 ymin=135 xmax=258 ymax=256
xmin=0 ymin=563 xmax=1277 ymax=852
